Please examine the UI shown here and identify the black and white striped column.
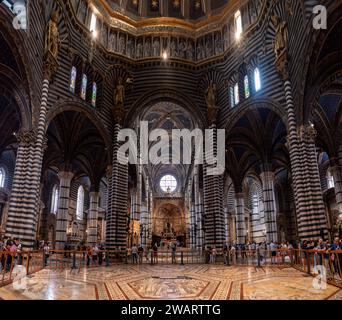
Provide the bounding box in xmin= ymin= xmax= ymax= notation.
xmin=87 ymin=191 xmax=99 ymax=246
xmin=5 ymin=130 xmax=37 ymax=247
xmin=203 ymin=125 xmax=225 ymax=249
xmin=235 ymin=192 xmax=246 ymax=244
xmin=55 ymin=171 xmax=73 ymax=249
xmin=106 ymin=123 xmax=128 ymax=250
xmin=260 ymin=170 xmax=278 ymax=243
xmin=283 ymin=79 xmax=328 ymax=240
xmin=194 ymin=165 xmax=204 ymax=250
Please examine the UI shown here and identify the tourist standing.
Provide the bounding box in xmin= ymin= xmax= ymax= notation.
xmin=270 ymin=241 xmax=277 ymax=264
xmin=132 ymin=244 xmax=138 ymax=264
xmin=138 ymin=245 xmax=144 ymax=264
xmin=43 ymin=242 xmax=50 ymax=266
xmin=171 ymin=243 xmax=177 ymax=264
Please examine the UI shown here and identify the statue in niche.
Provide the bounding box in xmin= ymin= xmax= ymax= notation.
xmin=127 ymin=37 xmax=134 ymax=58
xmin=250 ymin=1 xmax=258 ymax=22
xmin=79 ymin=0 xmax=87 ymax=23
xmin=44 ymin=11 xmax=60 ymax=60
xmin=215 ymin=34 xmax=223 ymax=55
xmin=153 ymin=38 xmax=160 ymax=57
xmin=114 ymin=77 xmax=125 ymax=107
xmin=186 ymin=40 xmax=194 ymax=60
xmin=145 ymin=38 xmax=151 ymax=57
xmin=118 ymin=34 xmax=126 ymax=54
xmin=223 ymin=27 xmax=229 ymax=50
xmin=170 ymin=38 xmax=177 ymax=58
xmin=205 ymin=38 xmax=212 ymax=58
xmin=205 ymin=81 xmax=219 ymax=123
xmin=197 ymin=40 xmax=204 ymax=60
xmin=178 ymin=39 xmax=186 ymax=59
xmin=271 ymin=15 xmax=289 ymax=60
xmin=136 ymin=40 xmax=143 ymax=58
xmin=109 ymin=32 xmax=116 ymax=52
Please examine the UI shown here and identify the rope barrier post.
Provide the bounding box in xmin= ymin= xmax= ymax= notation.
xmin=71 ymin=251 xmax=76 ymax=269
xmin=227 ymin=250 xmax=230 ymax=266
xmin=257 ymin=248 xmax=261 ymax=267
xmin=181 ymin=251 xmax=184 ymax=265
xmin=306 ymin=251 xmax=311 ymax=275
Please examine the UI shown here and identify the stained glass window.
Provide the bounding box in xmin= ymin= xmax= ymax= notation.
xmin=234 ymin=83 xmax=239 ymax=105
xmin=76 ymin=186 xmax=84 ymax=220
xmin=254 ymin=68 xmax=261 ymax=92
xmin=244 ymin=75 xmax=250 ymax=98
xmin=51 ymin=185 xmax=59 ymax=214
xmin=81 ymin=74 xmax=87 ymax=100
xmin=91 ymin=82 xmax=97 ymax=107
xmin=235 ymin=10 xmax=242 ymax=40
xmin=160 ymin=175 xmax=177 ymax=192
xmin=0 ymin=168 xmax=5 ymax=188
xmin=327 ymin=170 xmax=335 ymax=189
xmin=70 ymin=66 xmax=77 ymax=94
xmin=90 ymin=12 xmax=97 ymax=32
xmin=230 ymin=86 xmax=235 ymax=107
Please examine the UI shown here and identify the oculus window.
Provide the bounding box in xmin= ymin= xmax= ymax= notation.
xmin=160 ymin=175 xmax=177 ymax=193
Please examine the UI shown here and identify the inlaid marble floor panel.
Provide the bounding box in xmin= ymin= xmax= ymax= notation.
xmin=0 ymin=265 xmax=340 ymax=300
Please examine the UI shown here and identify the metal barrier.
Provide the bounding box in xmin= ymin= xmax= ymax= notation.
xmin=0 ymin=251 xmax=44 ymax=287
xmin=1 ymin=248 xmax=341 ymax=288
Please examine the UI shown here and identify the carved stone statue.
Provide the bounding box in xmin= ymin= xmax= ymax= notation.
xmin=153 ymin=38 xmax=160 ymax=57
xmin=186 ymin=40 xmax=194 ymax=60
xmin=127 ymin=37 xmax=134 ymax=58
xmin=145 ymin=38 xmax=151 ymax=57
xmin=178 ymin=39 xmax=186 ymax=59
xmin=109 ymin=32 xmax=116 ymax=52
xmin=118 ymin=34 xmax=126 ymax=54
xmin=271 ymin=15 xmax=289 ymax=60
xmin=205 ymin=38 xmax=212 ymax=58
xmin=136 ymin=40 xmax=143 ymax=58
xmin=205 ymin=81 xmax=217 ymax=109
xmin=205 ymin=81 xmax=219 ymax=123
xmin=114 ymin=77 xmax=125 ymax=107
xmin=197 ymin=40 xmax=204 ymax=60
xmin=44 ymin=11 xmax=60 ymax=60
xmin=170 ymin=38 xmax=177 ymax=58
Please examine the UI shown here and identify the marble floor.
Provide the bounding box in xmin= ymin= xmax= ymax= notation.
xmin=0 ymin=265 xmax=341 ymax=300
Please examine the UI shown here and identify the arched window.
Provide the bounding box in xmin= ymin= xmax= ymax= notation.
xmin=90 ymin=12 xmax=97 ymax=33
xmin=51 ymin=185 xmax=59 ymax=214
xmin=81 ymin=74 xmax=88 ymax=100
xmin=76 ymin=185 xmax=85 ymax=220
xmin=244 ymin=75 xmax=250 ymax=99
xmin=327 ymin=170 xmax=335 ymax=189
xmin=234 ymin=83 xmax=239 ymax=105
xmin=235 ymin=10 xmax=243 ymax=40
xmin=0 ymin=168 xmax=5 ymax=188
xmin=70 ymin=66 xmax=77 ymax=93
xmin=254 ymin=68 xmax=261 ymax=92
xmin=91 ymin=82 xmax=97 ymax=107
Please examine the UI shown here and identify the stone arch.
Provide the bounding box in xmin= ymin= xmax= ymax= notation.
xmin=46 ymin=100 xmax=111 ymax=150
xmin=223 ymin=98 xmax=288 ymax=134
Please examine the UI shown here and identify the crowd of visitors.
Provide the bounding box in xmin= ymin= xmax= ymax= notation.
xmin=1 ymin=236 xmax=341 ymax=274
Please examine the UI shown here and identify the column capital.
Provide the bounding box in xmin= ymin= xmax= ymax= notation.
xmin=89 ymin=191 xmax=99 ymax=198
xmin=58 ymin=171 xmax=74 ymax=182
xmin=260 ymin=171 xmax=275 ymax=182
xmin=298 ymin=123 xmax=317 ymax=142
xmin=16 ymin=129 xmax=37 ymax=144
